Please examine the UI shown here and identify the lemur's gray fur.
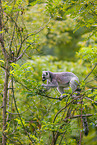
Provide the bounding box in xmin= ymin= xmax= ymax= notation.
xmin=42 ymin=71 xmax=79 ymax=99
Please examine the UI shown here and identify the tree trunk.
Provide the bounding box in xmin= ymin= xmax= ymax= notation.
xmin=0 ymin=0 xmax=10 ymax=144
xmin=2 ymin=62 xmax=9 ymax=145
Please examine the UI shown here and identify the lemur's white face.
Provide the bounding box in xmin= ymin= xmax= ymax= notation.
xmin=42 ymin=71 xmax=49 ymax=82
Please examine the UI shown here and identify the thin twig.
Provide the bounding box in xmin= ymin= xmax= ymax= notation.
xmin=6 ymin=80 xmax=11 ymax=122
xmin=11 ymin=75 xmax=34 ymax=143
xmin=59 ymin=134 xmax=65 ymax=145
xmin=85 ymin=97 xmax=97 ymax=104
xmin=3 ymin=133 xmax=23 ymax=145
xmin=14 ymin=79 xmax=61 ymax=100
xmin=13 ymin=87 xmax=34 ymax=143
xmin=0 ymin=9 xmax=11 ymax=60
xmin=79 ymin=99 xmax=83 ymax=145
xmin=39 ymin=93 xmax=61 ymax=100
xmin=63 ymin=113 xmax=96 ymax=121
xmin=14 ymin=79 xmax=32 ymax=91
xmin=0 ymin=65 xmax=6 ymax=70
xmin=84 ymin=63 xmax=97 ymax=81
xmin=9 ymin=21 xmax=16 ymax=53
xmin=6 ymin=108 xmax=29 ymax=115
xmin=17 ymin=17 xmax=51 ymax=57
xmin=53 ymin=95 xmax=83 ymax=123
xmin=85 ymin=78 xmax=97 ymax=84
xmin=7 ymin=13 xmax=23 ymax=48
xmin=0 ymin=105 xmax=3 ymax=109
xmin=16 ymin=43 xmax=34 ymax=61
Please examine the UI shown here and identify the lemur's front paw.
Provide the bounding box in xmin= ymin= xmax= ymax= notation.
xmin=42 ymin=84 xmax=46 ymax=87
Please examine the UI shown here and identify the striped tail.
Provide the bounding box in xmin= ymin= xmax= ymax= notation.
xmin=82 ymin=117 xmax=89 ymax=136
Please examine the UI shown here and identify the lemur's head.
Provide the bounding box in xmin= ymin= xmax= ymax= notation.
xmin=42 ymin=71 xmax=50 ymax=82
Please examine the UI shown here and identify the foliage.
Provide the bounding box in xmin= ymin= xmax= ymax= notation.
xmin=46 ymin=0 xmax=97 ymax=30
xmin=77 ymin=46 xmax=97 ymax=64
xmin=0 ymin=0 xmax=97 ymax=144
xmin=23 ymin=0 xmax=97 ymax=61
xmin=0 ymin=56 xmax=96 ymax=144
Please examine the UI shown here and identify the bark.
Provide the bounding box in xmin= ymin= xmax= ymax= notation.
xmin=0 ymin=0 xmax=9 ymax=144
xmin=2 ymin=63 xmax=9 ymax=145
xmin=0 ymin=0 xmax=8 ymax=60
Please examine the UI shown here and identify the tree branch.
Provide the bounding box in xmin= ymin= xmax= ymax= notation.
xmin=79 ymin=99 xmax=83 ymax=145
xmin=14 ymin=79 xmax=61 ymax=100
xmin=9 ymin=23 xmax=16 ymax=53
xmin=6 ymin=13 xmax=23 ymax=50
xmin=0 ymin=2 xmax=9 ymax=60
xmin=84 ymin=63 xmax=97 ymax=81
xmin=17 ymin=17 xmax=51 ymax=57
xmin=0 ymin=65 xmax=6 ymax=70
xmin=53 ymin=95 xmax=83 ymax=123
xmin=6 ymin=108 xmax=29 ymax=115
xmin=3 ymin=133 xmax=23 ymax=145
xmin=11 ymin=76 xmax=34 ymax=143
xmin=64 ymin=113 xmax=96 ymax=121
xmin=85 ymin=78 xmax=97 ymax=84
xmin=16 ymin=43 xmax=34 ymax=61
xmin=85 ymin=97 xmax=97 ymax=104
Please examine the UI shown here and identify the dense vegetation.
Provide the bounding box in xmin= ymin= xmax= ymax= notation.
xmin=0 ymin=0 xmax=97 ymax=144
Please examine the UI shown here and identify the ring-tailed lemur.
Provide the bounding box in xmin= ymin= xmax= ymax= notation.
xmin=42 ymin=71 xmax=79 ymax=98
xmin=42 ymin=71 xmax=89 ymax=136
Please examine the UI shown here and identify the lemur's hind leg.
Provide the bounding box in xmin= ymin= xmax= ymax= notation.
xmin=70 ymin=77 xmax=79 ymax=93
xmin=57 ymin=86 xmax=67 ymax=99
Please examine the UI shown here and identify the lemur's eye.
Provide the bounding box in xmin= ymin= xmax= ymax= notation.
xmin=46 ymin=72 xmax=48 ymax=76
xmin=43 ymin=74 xmax=45 ymax=77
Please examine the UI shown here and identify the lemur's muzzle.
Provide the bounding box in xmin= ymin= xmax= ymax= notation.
xmin=42 ymin=77 xmax=46 ymax=82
